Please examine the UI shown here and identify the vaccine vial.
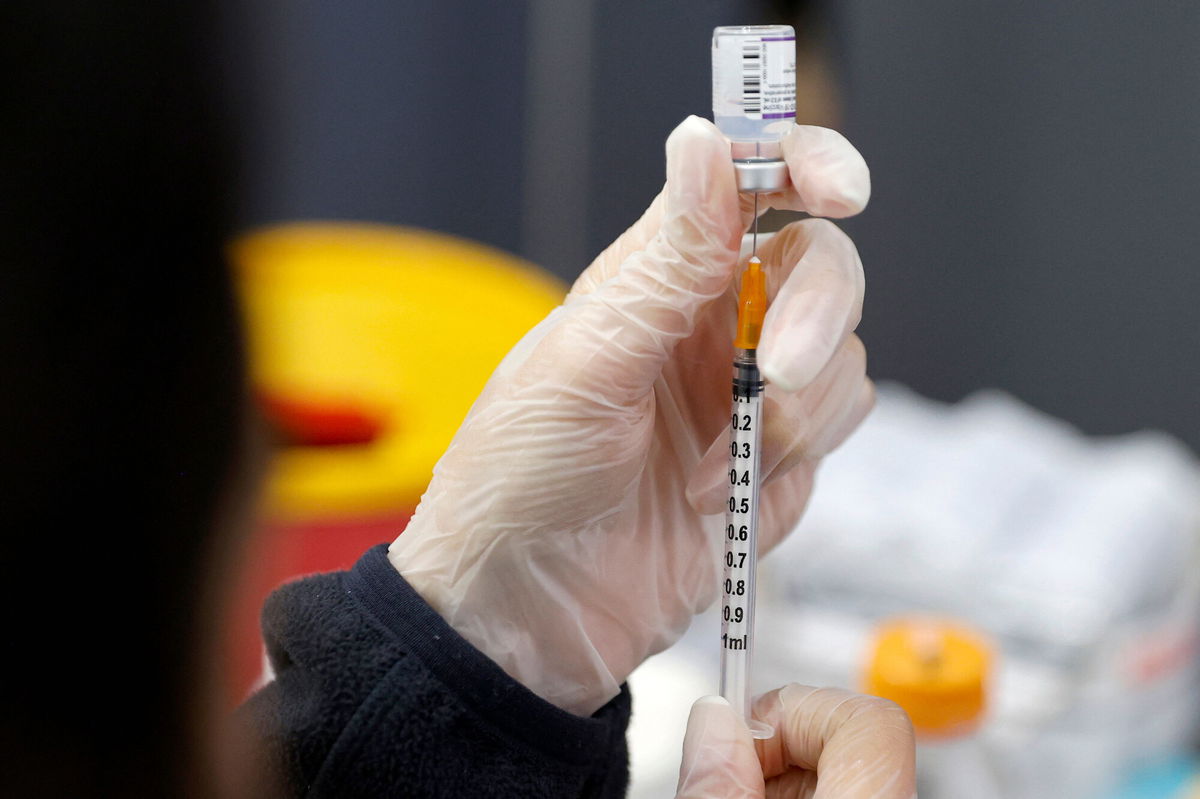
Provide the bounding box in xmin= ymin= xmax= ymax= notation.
xmin=712 ymin=25 xmax=796 ymax=191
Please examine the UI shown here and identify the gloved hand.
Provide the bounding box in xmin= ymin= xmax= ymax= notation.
xmin=676 ymin=687 xmax=916 ymax=798
xmin=388 ymin=116 xmax=872 ymax=715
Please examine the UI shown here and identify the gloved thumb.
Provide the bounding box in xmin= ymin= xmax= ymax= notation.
xmin=547 ymin=115 xmax=742 ymax=403
xmin=675 ymin=696 xmax=765 ymax=799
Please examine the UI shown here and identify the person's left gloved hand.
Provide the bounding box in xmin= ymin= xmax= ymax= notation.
xmin=676 ymin=688 xmax=916 ymax=798
xmin=388 ymin=115 xmax=871 ymax=716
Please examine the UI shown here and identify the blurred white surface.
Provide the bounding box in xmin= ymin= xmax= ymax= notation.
xmin=627 ymin=384 xmax=1200 ymax=799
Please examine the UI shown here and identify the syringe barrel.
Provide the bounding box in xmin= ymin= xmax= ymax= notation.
xmin=711 ymin=25 xmax=796 ymax=159
xmin=720 ymin=349 xmax=764 ymax=727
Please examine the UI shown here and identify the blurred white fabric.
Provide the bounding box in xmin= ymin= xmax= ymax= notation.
xmin=628 ymin=384 xmax=1200 ymax=799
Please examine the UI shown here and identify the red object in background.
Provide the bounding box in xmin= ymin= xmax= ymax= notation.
xmin=258 ymin=391 xmax=387 ymax=447
xmin=223 ymin=508 xmax=413 ymax=710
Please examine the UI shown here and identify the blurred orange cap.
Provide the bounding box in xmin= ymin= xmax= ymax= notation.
xmin=864 ymin=617 xmax=992 ymax=739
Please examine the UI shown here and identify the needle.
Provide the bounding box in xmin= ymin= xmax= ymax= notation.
xmin=752 ymin=192 xmax=759 ymax=257
xmin=752 ymin=139 xmax=761 ymax=258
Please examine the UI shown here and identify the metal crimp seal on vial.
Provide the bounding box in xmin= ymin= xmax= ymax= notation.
xmin=733 ymin=158 xmax=790 ymax=193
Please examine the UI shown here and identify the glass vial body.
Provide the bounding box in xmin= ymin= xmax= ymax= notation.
xmin=711 ymin=25 xmax=796 ymax=159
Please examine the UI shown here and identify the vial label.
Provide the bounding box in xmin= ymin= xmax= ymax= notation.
xmin=713 ymin=34 xmax=796 ymax=121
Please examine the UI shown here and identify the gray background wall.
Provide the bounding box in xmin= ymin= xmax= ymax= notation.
xmin=223 ymin=0 xmax=1200 ymax=451
xmin=224 ymin=0 xmax=530 ymax=253
xmin=832 ymin=0 xmax=1200 ymax=449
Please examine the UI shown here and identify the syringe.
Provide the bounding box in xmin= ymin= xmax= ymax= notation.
xmin=711 ymin=24 xmax=796 ymax=737
xmin=720 ymin=256 xmax=774 ymax=739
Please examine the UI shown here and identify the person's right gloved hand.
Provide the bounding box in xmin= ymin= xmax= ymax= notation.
xmin=389 ymin=116 xmax=871 ymax=716
xmin=676 ymin=687 xmax=916 ymax=798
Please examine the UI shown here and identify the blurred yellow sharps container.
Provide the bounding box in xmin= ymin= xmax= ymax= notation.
xmin=231 ymin=222 xmax=567 ymax=518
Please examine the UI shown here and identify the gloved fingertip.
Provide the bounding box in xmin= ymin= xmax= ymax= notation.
xmin=783 ymin=126 xmax=871 ymax=219
xmin=673 ymin=114 xmax=723 ymax=137
xmin=655 ymin=115 xmax=744 ymax=281
xmin=680 ymin=695 xmax=739 ymax=772
xmin=809 ymin=163 xmax=871 ymax=219
xmin=666 ymin=116 xmax=726 ymax=166
xmin=760 ymin=355 xmax=812 ymax=393
xmin=758 ymin=291 xmax=848 ymax=393
xmin=759 ymin=336 xmax=829 ymax=393
xmin=856 ymin=377 xmax=877 ymax=417
xmin=666 ymin=117 xmax=733 ymax=191
xmin=693 ymin=694 xmax=733 ymax=710
xmin=678 ymin=694 xmax=766 ymax=798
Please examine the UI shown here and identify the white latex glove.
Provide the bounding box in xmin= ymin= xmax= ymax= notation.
xmin=675 ymin=688 xmax=916 ymax=798
xmin=388 ymin=116 xmax=872 ymax=715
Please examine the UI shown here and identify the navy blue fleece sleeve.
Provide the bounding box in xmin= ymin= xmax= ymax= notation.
xmin=238 ymin=545 xmax=631 ymax=798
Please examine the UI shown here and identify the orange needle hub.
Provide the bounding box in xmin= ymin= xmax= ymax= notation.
xmin=733 ymin=256 xmax=768 ymax=350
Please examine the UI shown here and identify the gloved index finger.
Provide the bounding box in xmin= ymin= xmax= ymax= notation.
xmin=756 ymin=218 xmax=865 ymax=392
xmin=742 ymin=125 xmax=871 ymax=223
xmin=753 ymin=685 xmax=915 ymax=798
xmin=536 ymin=115 xmax=743 ymax=405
